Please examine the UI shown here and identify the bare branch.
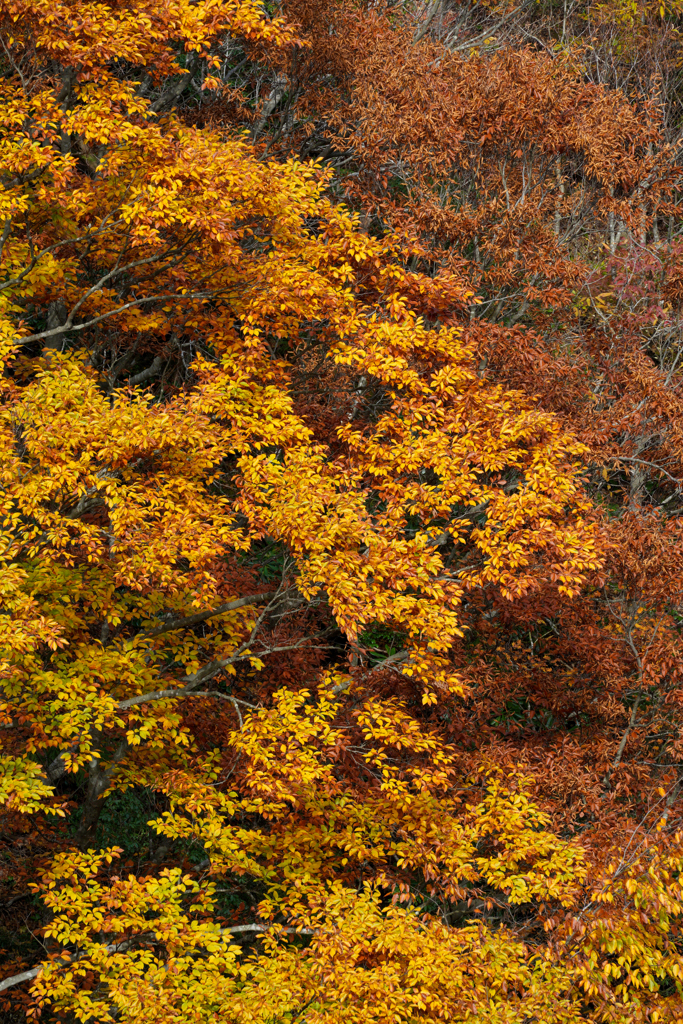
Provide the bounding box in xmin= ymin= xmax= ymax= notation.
xmin=118 ymin=633 xmax=331 ymax=711
xmin=0 ymin=216 xmax=126 ymax=296
xmin=446 ymin=3 xmax=528 ymax=52
xmin=0 ymin=923 xmax=313 ymax=994
xmin=607 ymin=455 xmax=682 ymax=487
xmin=0 ymin=216 xmax=12 ymax=264
xmin=222 ymin=923 xmax=313 ymax=936
xmin=0 ymin=966 xmax=41 ymax=994
xmin=127 ymin=356 xmax=163 ymax=387
xmin=139 ymin=592 xmax=277 ymax=641
xmin=331 ymin=649 xmax=410 ymax=696
xmin=413 ymin=0 xmax=441 ymax=44
xmin=18 ymin=288 xmax=215 ymax=345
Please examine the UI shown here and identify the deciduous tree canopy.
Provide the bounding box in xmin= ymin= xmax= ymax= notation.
xmin=2 ymin=0 xmax=683 ymax=1021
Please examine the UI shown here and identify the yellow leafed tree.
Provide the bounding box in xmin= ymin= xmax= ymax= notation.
xmin=0 ymin=1 xmax=682 ymax=1023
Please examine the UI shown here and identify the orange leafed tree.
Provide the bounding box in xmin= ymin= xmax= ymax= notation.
xmin=2 ymin=1 xmax=683 ymax=1022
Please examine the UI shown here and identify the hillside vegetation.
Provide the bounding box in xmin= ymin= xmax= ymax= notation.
xmin=2 ymin=1 xmax=683 ymax=1021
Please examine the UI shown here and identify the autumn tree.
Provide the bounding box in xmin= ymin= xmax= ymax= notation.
xmin=249 ymin=0 xmax=683 ymax=826
xmin=2 ymin=1 xmax=683 ymax=1023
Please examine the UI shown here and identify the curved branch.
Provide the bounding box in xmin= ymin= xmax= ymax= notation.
xmin=607 ymin=455 xmax=682 ymax=487
xmin=139 ymin=591 xmax=276 ymax=641
xmin=18 ymin=288 xmax=214 ymax=347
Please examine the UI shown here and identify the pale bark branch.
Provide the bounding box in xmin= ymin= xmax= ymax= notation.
xmin=0 ymin=966 xmax=41 ymax=993
xmin=413 ymin=0 xmax=441 ymax=43
xmin=127 ymin=356 xmax=163 ymax=387
xmin=607 ymin=455 xmax=682 ymax=487
xmin=18 ymin=289 xmax=214 ymax=346
xmin=139 ymin=592 xmax=276 ymax=641
xmin=0 ymin=924 xmax=313 ymax=993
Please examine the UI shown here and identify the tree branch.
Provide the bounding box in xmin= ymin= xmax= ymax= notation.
xmin=138 ymin=592 xmax=277 ymax=641
xmin=413 ymin=0 xmax=441 ymax=43
xmin=607 ymin=455 xmax=682 ymax=487
xmin=18 ymin=286 xmax=214 ymax=346
xmin=0 ymin=923 xmax=313 ymax=994
xmin=0 ymin=966 xmax=41 ymax=994
xmin=127 ymin=356 xmax=163 ymax=387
